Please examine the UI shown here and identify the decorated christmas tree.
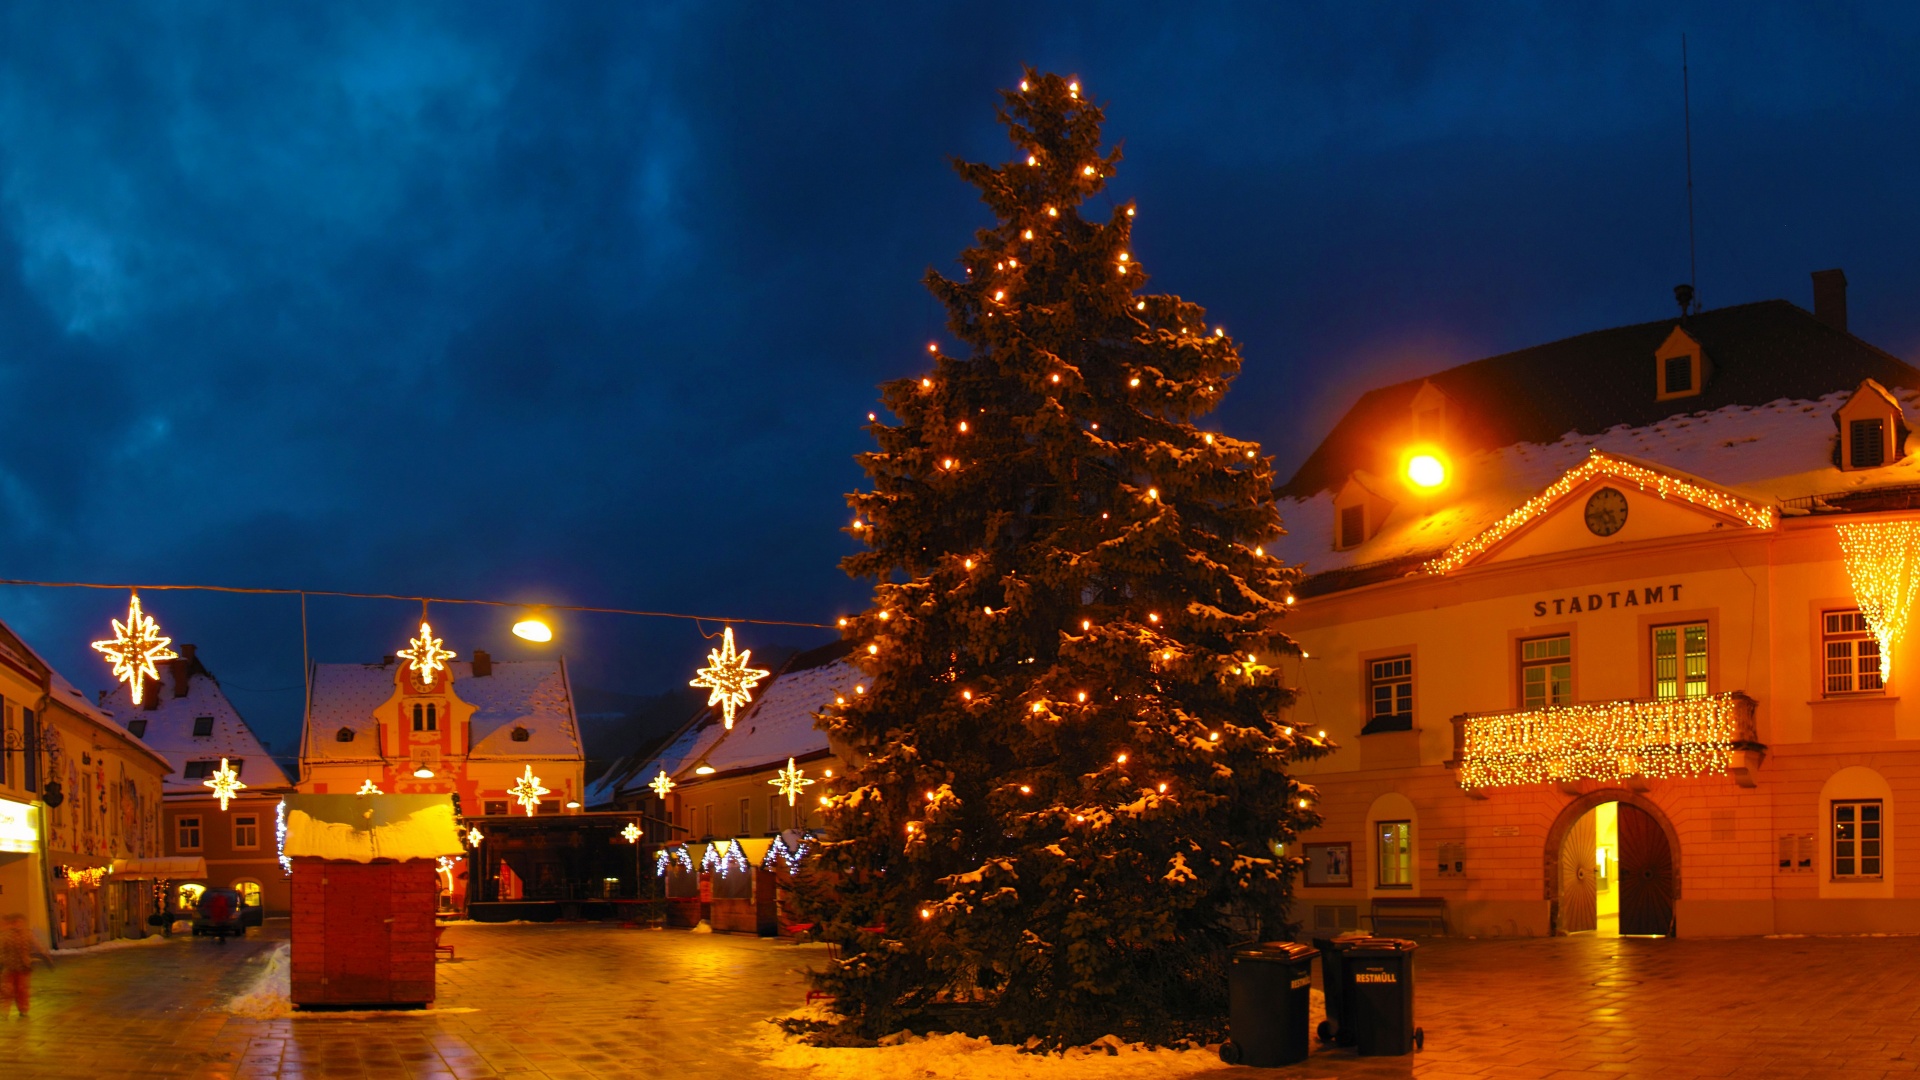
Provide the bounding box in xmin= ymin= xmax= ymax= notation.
xmin=803 ymin=69 xmax=1327 ymax=1048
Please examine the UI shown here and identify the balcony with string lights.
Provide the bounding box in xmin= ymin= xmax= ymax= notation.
xmin=1448 ymin=692 xmax=1763 ymax=793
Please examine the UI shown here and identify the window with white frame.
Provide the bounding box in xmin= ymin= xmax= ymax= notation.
xmin=1520 ymin=635 xmax=1573 ymax=709
xmin=738 ymin=798 xmax=751 ymax=835
xmin=1823 ymin=610 xmax=1884 ymax=695
xmin=1832 ymin=800 xmax=1883 ymax=880
xmin=233 ymin=815 xmax=259 ymax=850
xmin=177 ymin=816 xmax=202 ymax=851
xmin=1653 ymin=623 xmax=1709 ymax=700
xmin=1365 ymin=656 xmax=1414 ymax=733
xmin=768 ymin=793 xmax=783 ymax=833
xmin=1376 ymin=820 xmax=1412 ymax=888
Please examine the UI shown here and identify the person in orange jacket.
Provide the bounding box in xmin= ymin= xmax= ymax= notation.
xmin=1 ymin=912 xmax=55 ymax=1017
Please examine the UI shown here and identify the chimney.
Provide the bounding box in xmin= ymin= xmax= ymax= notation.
xmin=171 ymin=644 xmax=197 ymax=699
xmin=471 ymin=649 xmax=492 ymax=678
xmin=1812 ymin=268 xmax=1848 ymax=332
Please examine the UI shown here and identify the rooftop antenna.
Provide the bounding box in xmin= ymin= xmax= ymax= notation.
xmin=1680 ymin=33 xmax=1700 ymax=316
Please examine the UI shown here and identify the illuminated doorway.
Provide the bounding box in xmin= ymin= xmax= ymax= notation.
xmin=1556 ymin=798 xmax=1674 ymax=936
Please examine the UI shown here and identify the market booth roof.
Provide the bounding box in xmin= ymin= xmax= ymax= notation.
xmin=111 ymin=856 xmax=207 ymax=880
xmin=282 ymin=794 xmax=464 ymax=863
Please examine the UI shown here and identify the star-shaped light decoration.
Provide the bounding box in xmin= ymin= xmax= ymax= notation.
xmin=621 ymin=822 xmax=642 ymax=844
xmin=357 ymin=779 xmax=383 ymax=795
xmin=398 ymin=621 xmax=456 ymax=686
xmin=768 ymin=757 xmax=816 ymax=807
xmin=466 ymin=825 xmax=484 ymax=848
xmin=92 ymin=592 xmax=179 ymax=707
xmin=649 ymin=770 xmax=676 ymax=800
xmin=204 ymin=757 xmax=246 ymax=811
xmin=508 ymin=765 xmax=550 ymax=815
xmin=689 ymin=625 xmax=770 ymax=729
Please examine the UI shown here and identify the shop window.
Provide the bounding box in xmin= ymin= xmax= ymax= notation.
xmin=1823 ymin=610 xmax=1884 ymax=695
xmin=1376 ymin=820 xmax=1413 ymax=888
xmin=1364 ymin=655 xmax=1414 ymax=733
xmin=1832 ymin=800 xmax=1883 ymax=880
xmin=177 ymin=816 xmax=202 ymax=852
xmin=177 ymin=883 xmax=205 ymax=911
xmin=1653 ymin=623 xmax=1709 ymax=700
xmin=233 ymin=816 xmax=259 ymax=850
xmin=483 ymin=800 xmax=508 ymax=816
xmin=232 ymin=880 xmax=262 ymax=907
xmin=192 ymin=716 xmax=214 ymax=737
xmin=1520 ymin=635 xmax=1573 ymax=708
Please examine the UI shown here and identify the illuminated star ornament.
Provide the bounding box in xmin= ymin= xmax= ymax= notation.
xmin=357 ymin=779 xmax=383 ymax=795
xmin=769 ymin=757 xmax=815 ymax=807
xmin=621 ymin=822 xmax=642 ymax=844
xmin=398 ymin=621 xmax=456 ymax=685
xmin=92 ymin=592 xmax=179 ymax=707
xmin=204 ymin=757 xmax=246 ymax=811
xmin=689 ymin=625 xmax=770 ymax=729
xmin=466 ymin=825 xmax=484 ymax=848
xmin=648 ymin=770 xmax=676 ymax=800
xmin=508 ymin=765 xmax=550 ymax=815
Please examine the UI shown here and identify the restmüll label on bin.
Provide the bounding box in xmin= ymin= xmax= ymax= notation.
xmin=1354 ymin=970 xmax=1397 ymax=983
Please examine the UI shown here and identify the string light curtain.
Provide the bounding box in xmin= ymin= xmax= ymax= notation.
xmin=1834 ymin=521 xmax=1920 ymax=684
xmin=1458 ymin=692 xmax=1753 ymax=790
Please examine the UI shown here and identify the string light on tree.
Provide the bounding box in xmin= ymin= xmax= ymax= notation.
xmin=768 ymin=757 xmax=815 ymax=806
xmin=91 ymin=591 xmax=178 ymax=707
xmin=398 ymin=621 xmax=456 ymax=685
xmin=203 ymin=757 xmax=246 ymax=811
xmin=1834 ymin=521 xmax=1920 ymax=682
xmin=508 ymin=765 xmax=550 ymax=815
xmin=689 ymin=625 xmax=771 ymax=729
xmin=649 ymin=770 xmax=676 ymax=800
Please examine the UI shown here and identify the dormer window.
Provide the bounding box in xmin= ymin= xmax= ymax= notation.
xmin=336 ymin=726 xmax=356 ymax=742
xmin=511 ymin=726 xmax=530 ymax=742
xmin=192 ymin=716 xmax=214 ymax=737
xmin=1333 ymin=473 xmax=1396 ymax=552
xmin=1339 ymin=506 xmax=1366 ymax=550
xmin=126 ymin=719 xmax=147 ymax=739
xmin=1410 ymin=380 xmax=1449 ymax=440
xmin=1655 ymin=326 xmax=1708 ymax=402
xmin=1836 ymin=379 xmax=1906 ymax=471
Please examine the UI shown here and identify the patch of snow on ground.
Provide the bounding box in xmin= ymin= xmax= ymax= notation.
xmin=52 ymin=934 xmax=171 ymax=956
xmin=225 ymin=944 xmax=292 ymax=1019
xmin=754 ymin=1004 xmax=1232 ymax=1079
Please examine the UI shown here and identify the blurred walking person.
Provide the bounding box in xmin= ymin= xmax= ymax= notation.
xmin=2 ymin=912 xmax=55 ymax=1017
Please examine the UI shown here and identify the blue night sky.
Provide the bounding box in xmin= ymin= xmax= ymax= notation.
xmin=0 ymin=3 xmax=1915 ymax=755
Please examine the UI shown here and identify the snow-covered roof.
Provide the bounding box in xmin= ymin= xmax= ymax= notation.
xmin=304 ymin=659 xmax=583 ymax=763
xmin=98 ymin=667 xmax=292 ymax=793
xmin=282 ymin=794 xmax=464 ymax=862
xmin=0 ymin=617 xmax=171 ymax=774
xmin=613 ymin=650 xmax=852 ymax=799
xmin=1276 ymin=388 xmax=1920 ymax=583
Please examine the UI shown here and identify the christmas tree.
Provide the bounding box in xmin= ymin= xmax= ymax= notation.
xmin=803 ymin=69 xmax=1326 ymax=1048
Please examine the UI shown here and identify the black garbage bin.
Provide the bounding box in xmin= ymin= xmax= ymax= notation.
xmin=1219 ymin=941 xmax=1318 ymax=1067
xmin=1324 ymin=936 xmax=1422 ymax=1056
xmin=1311 ymin=936 xmax=1349 ymax=1045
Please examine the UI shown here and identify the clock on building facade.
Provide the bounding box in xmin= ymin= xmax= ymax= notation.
xmin=1584 ymin=487 xmax=1629 ymax=536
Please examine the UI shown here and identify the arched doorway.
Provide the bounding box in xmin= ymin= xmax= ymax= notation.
xmin=1546 ymin=791 xmax=1678 ymax=937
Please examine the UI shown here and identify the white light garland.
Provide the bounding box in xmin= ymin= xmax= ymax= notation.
xmin=655 ymin=845 xmax=693 ymax=877
xmin=1424 ymin=450 xmax=1776 ymax=575
xmin=701 ymin=838 xmax=749 ymax=877
xmin=1458 ymin=692 xmax=1753 ymax=790
xmin=761 ymin=833 xmax=812 ymax=873
xmin=276 ymin=799 xmax=291 ymax=876
xmin=1834 ymin=520 xmax=1920 ymax=683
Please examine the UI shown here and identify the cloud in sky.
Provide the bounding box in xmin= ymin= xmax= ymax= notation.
xmin=0 ymin=1 xmax=1914 ymax=751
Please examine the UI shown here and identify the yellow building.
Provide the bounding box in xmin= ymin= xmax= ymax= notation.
xmin=1276 ymin=279 xmax=1920 ymax=938
xmin=0 ymin=618 xmax=169 ymax=949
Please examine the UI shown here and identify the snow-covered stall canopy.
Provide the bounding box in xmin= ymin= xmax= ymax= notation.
xmin=282 ymin=794 xmax=464 ymax=863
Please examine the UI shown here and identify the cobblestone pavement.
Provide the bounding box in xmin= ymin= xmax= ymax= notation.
xmin=4 ymin=924 xmax=1920 ymax=1079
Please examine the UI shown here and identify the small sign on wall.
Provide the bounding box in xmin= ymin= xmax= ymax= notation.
xmin=1437 ymin=842 xmax=1466 ymax=878
xmin=1778 ymin=833 xmax=1814 ymax=873
xmin=1303 ymin=842 xmax=1352 ymax=887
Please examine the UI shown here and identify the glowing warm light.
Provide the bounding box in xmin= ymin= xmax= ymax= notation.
xmin=1023 ymin=229 xmax=1033 ymax=240
xmin=1076 ymin=691 xmax=1087 ymax=702
xmin=1027 ymin=155 xmax=1038 ymax=166
xmin=512 ymin=617 xmax=553 ymax=643
xmin=1157 ymin=782 xmax=1167 ymax=793
xmin=994 ymin=290 xmax=1005 ymax=301
xmin=203 ymin=757 xmax=246 ymax=811
xmin=1458 ymin=692 xmax=1755 ymax=790
xmin=508 ymin=765 xmax=550 ymax=815
xmin=920 ymin=908 xmax=933 ymax=919
xmin=958 ymin=421 xmax=968 ymax=433
xmin=1298 ymin=799 xmax=1310 ymax=808
xmin=1426 ymin=449 xmax=1776 ymax=575
xmin=689 ymin=625 xmax=771 ymax=729
xmin=1147 ymin=487 xmax=1159 ymax=500
xmin=962 ymin=690 xmax=973 ymax=700
xmin=1019 ymin=785 xmax=1031 ymax=794
xmin=1129 ymin=377 xmax=1140 ymax=387
xmin=868 ymin=643 xmax=880 ymax=654
xmin=641 ymin=768 xmax=675 ymax=802
xmin=412 ymin=765 xmax=435 ymax=779
xmin=1148 ymin=613 xmax=1160 ymax=623
xmin=694 ymin=760 xmax=717 ymax=776
xmin=1208 ymin=732 xmax=1220 ymax=742
xmin=964 ymin=558 xmax=975 ymax=569
xmin=466 ymin=826 xmax=484 ymax=847
xmin=1047 ymin=207 xmax=1058 ymax=217
xmin=92 ymin=592 xmax=178 ymax=707
xmin=922 ymin=378 xmax=933 ymax=388
xmin=1019 ymin=80 xmax=1029 ymax=91
xmin=398 ymin=622 xmax=456 ymax=685
xmin=1068 ymin=81 xmax=1079 ymax=93
xmin=1116 ymin=753 xmax=1128 ymax=764
xmin=1406 ymin=453 xmax=1448 ymax=490
xmin=1835 ymin=521 xmax=1920 ymax=682
xmin=622 ymin=822 xmax=642 ymax=844
xmin=357 ymin=779 xmax=383 ymax=795
xmin=1083 ymin=165 xmax=1096 ymax=176
xmin=1031 ymin=702 xmax=1045 ymax=714
xmin=1136 ymin=301 xmax=1146 ymax=310
xmin=838 ymin=617 xmax=849 ymax=626
xmin=769 ymin=757 xmax=816 ymax=807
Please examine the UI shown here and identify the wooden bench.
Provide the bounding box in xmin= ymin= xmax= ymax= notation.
xmin=1370 ymin=896 xmax=1448 ymax=936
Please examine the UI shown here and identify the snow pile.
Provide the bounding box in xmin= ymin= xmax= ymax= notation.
xmin=225 ymin=944 xmax=292 ymax=1019
xmin=52 ymin=934 xmax=170 ymax=956
xmin=754 ymin=1006 xmax=1225 ymax=1079
xmin=282 ymin=797 xmax=464 ymax=862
